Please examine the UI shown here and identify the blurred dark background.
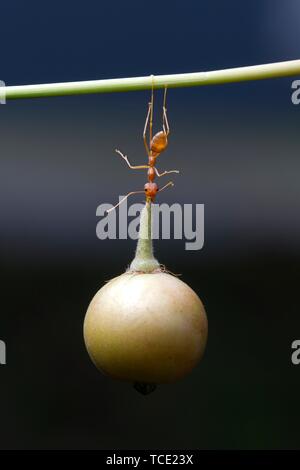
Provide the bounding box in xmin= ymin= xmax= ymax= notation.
xmin=1 ymin=0 xmax=300 ymax=450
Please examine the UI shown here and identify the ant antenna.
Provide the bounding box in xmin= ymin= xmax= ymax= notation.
xmin=107 ymin=190 xmax=145 ymax=214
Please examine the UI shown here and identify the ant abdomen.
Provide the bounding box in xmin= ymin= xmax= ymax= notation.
xmin=150 ymin=131 xmax=168 ymax=154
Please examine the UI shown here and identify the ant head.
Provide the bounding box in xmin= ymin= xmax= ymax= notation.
xmin=144 ymin=182 xmax=158 ymax=200
xmin=150 ymin=131 xmax=168 ymax=155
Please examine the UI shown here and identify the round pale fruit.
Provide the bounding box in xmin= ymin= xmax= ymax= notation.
xmin=83 ymin=272 xmax=208 ymax=384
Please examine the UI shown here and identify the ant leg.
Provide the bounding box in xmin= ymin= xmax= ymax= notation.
xmin=107 ymin=190 xmax=145 ymax=213
xmin=143 ymin=103 xmax=151 ymax=156
xmin=143 ymin=76 xmax=155 ymax=154
xmin=115 ymin=149 xmax=149 ymax=170
xmin=163 ymin=87 xmax=170 ymax=136
xmin=150 ymin=75 xmax=154 ymax=144
xmin=157 ymin=181 xmax=174 ymax=194
xmin=154 ymin=167 xmax=179 ymax=178
xmin=163 ymin=107 xmax=170 ymax=136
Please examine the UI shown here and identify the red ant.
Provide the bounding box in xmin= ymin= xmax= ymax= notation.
xmin=107 ymin=82 xmax=179 ymax=213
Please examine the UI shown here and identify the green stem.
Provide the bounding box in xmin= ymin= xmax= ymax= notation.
xmin=129 ymin=201 xmax=160 ymax=274
xmin=3 ymin=59 xmax=300 ymax=100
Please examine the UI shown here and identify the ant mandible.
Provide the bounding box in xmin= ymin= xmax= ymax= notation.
xmin=107 ymin=79 xmax=179 ymax=213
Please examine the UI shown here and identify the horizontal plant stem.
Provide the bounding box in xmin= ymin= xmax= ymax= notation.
xmin=3 ymin=59 xmax=300 ymax=100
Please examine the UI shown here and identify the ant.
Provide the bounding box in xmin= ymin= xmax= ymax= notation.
xmin=107 ymin=81 xmax=179 ymax=213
